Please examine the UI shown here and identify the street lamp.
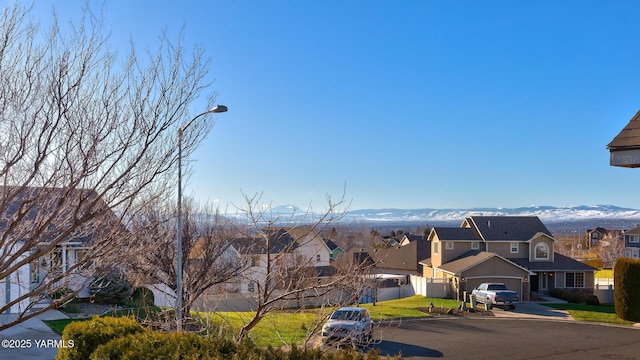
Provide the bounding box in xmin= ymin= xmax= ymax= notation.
xmin=176 ymin=104 xmax=228 ymax=331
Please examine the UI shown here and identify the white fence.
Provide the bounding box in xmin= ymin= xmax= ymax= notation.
xmin=410 ymin=275 xmax=451 ymax=299
xmin=594 ymin=279 xmax=614 ymax=304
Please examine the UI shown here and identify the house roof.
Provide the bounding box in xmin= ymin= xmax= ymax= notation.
xmin=623 ymin=225 xmax=640 ymax=235
xmin=371 ymin=238 xmax=431 ymax=274
xmin=324 ymin=238 xmax=341 ymax=251
xmin=437 ymin=250 xmax=533 ymax=276
xmin=467 ymin=216 xmax=552 ymax=241
xmin=608 ymin=110 xmax=640 ymax=150
xmin=230 ymin=229 xmax=299 ymax=255
xmin=430 ymin=227 xmax=479 ymax=241
xmin=0 ymin=186 xmax=119 ymax=246
xmin=508 ymin=253 xmax=597 ymax=272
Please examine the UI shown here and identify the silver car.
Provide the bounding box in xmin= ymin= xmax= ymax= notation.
xmin=321 ymin=307 xmax=373 ymax=346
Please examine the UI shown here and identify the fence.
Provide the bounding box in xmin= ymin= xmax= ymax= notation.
xmin=594 ymin=280 xmax=614 ymax=304
xmin=410 ymin=275 xmax=451 ymax=298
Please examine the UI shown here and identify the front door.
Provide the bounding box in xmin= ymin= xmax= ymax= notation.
xmin=540 ymin=272 xmax=548 ymax=291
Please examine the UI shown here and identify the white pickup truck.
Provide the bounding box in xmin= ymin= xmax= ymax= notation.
xmin=471 ymin=283 xmax=519 ymax=310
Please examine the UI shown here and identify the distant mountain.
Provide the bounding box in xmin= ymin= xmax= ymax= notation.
xmin=228 ymin=204 xmax=640 ymax=225
xmin=342 ymin=205 xmax=640 ymax=223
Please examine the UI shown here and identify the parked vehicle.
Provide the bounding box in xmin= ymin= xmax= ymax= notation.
xmin=472 ymin=283 xmax=519 ymax=310
xmin=321 ymin=307 xmax=373 ymax=346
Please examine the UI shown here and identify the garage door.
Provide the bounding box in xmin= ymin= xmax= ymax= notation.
xmin=465 ymin=278 xmax=523 ymax=299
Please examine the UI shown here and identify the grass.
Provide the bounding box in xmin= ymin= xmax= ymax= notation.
xmin=543 ymin=303 xmax=635 ymax=325
xmin=44 ymin=296 xmax=637 ymax=347
xmin=194 ymin=296 xmax=462 ymax=347
xmin=43 ymin=317 xmax=90 ymax=334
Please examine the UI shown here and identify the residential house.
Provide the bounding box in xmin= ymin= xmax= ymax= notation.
xmin=399 ymin=233 xmax=426 ymax=246
xmin=420 ymin=216 xmax=596 ymax=301
xmin=230 ymin=227 xmax=335 ymax=294
xmin=324 ymin=238 xmax=344 ymax=260
xmin=608 ymin=109 xmax=640 ymax=168
xmin=585 ymin=227 xmax=623 ymax=247
xmin=1 ymin=187 xmax=120 ymax=313
xmin=621 ymin=226 xmax=640 ymax=259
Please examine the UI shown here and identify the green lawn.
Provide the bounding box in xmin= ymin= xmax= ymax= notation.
xmin=44 ymin=296 xmax=637 ymax=348
xmin=194 ymin=296 xmax=463 ymax=346
xmin=543 ymin=303 xmax=635 ymax=325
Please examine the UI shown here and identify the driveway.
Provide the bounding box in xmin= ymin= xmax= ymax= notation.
xmin=0 ymin=310 xmax=67 ymax=360
xmin=490 ymin=301 xmax=574 ymax=320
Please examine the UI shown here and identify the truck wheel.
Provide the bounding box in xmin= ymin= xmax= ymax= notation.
xmin=509 ymin=305 xmax=516 ymax=310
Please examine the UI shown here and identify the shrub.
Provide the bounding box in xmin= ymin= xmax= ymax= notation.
xmin=549 ymin=288 xmax=564 ymax=299
xmin=91 ymin=332 xmax=239 ymax=360
xmin=91 ymin=332 xmax=400 ymax=360
xmin=56 ymin=316 xmax=146 ymax=360
xmin=614 ymin=257 xmax=640 ymax=322
xmin=124 ymin=287 xmax=155 ymax=307
xmin=567 ymin=292 xmax=584 ymax=304
xmin=89 ymin=273 xmax=132 ymax=304
xmin=586 ymin=295 xmax=600 ymax=306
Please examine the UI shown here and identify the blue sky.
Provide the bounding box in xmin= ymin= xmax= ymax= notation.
xmin=23 ymin=1 xmax=640 ymax=210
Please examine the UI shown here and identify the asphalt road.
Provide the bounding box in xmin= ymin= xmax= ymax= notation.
xmin=373 ymin=317 xmax=640 ymax=359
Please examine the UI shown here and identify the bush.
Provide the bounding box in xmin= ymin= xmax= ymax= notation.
xmin=91 ymin=332 xmax=400 ymax=360
xmin=586 ymin=295 xmax=600 ymax=306
xmin=92 ymin=332 xmax=239 ymax=360
xmin=567 ymin=292 xmax=584 ymax=304
xmin=614 ymin=257 xmax=640 ymax=322
xmin=56 ymin=316 xmax=146 ymax=360
xmin=124 ymin=287 xmax=155 ymax=307
xmin=549 ymin=288 xmax=564 ymax=299
xmin=89 ymin=273 xmax=132 ymax=304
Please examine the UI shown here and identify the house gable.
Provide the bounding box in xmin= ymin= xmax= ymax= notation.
xmin=528 ymin=232 xmax=555 ymax=262
xmin=608 ymin=109 xmax=640 ymax=168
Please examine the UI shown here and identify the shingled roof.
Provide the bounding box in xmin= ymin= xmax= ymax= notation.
xmin=608 ymin=110 xmax=640 ymax=167
xmin=467 ymin=216 xmax=552 ymax=241
xmin=608 ymin=110 xmax=640 ymax=150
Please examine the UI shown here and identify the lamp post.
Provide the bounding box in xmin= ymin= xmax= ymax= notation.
xmin=176 ymin=104 xmax=228 ymax=331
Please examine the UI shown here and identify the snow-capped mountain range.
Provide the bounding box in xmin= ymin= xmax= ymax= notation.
xmin=259 ymin=204 xmax=640 ymax=223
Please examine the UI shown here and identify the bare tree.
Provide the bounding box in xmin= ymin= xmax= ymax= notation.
xmin=229 ymin=192 xmax=376 ymax=346
xmin=126 ymin=199 xmax=243 ymax=323
xmin=594 ymin=236 xmax=626 ymax=269
xmin=0 ymin=3 xmax=218 ymax=330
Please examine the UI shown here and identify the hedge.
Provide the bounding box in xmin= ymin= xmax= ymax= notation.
xmin=56 ymin=316 xmax=146 ymax=360
xmin=614 ymin=257 xmax=640 ymax=322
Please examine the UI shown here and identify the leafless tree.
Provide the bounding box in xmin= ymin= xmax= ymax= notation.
xmin=0 ymin=3 xmax=218 ymax=330
xmin=594 ymin=236 xmax=626 ymax=269
xmin=227 ymin=192 xmax=377 ymax=346
xmin=125 ymin=199 xmax=243 ymax=323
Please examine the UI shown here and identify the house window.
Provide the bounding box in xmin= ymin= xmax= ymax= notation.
xmin=316 ymin=254 xmax=321 ymax=262
xmin=625 ymin=250 xmax=632 ymax=258
xmin=565 ymin=272 xmax=584 ymax=288
xmin=247 ymin=282 xmax=255 ymax=292
xmin=534 ymin=243 xmax=550 ymax=260
xmin=471 ymin=242 xmax=479 ymax=250
xmin=434 ymin=242 xmax=439 ymax=255
xmin=628 ymin=235 xmax=640 ymax=243
xmin=510 ymin=242 xmax=518 ymax=253
xmin=445 ymin=242 xmax=454 ymax=250
xmin=251 ymin=256 xmax=260 ymax=267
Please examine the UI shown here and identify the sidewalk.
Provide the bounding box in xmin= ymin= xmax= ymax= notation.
xmin=0 ymin=310 xmax=69 ymax=360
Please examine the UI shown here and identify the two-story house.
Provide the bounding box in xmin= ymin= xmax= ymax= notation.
xmin=420 ymin=216 xmax=596 ymax=301
xmin=230 ymin=227 xmax=336 ymax=294
xmin=621 ymin=226 xmax=640 ymax=259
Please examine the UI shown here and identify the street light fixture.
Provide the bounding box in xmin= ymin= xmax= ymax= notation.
xmin=176 ymin=104 xmax=228 ymax=331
